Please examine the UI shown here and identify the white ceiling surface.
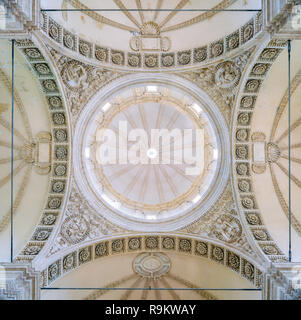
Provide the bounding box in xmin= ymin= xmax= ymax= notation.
xmin=41 ymin=252 xmax=260 ymax=300
xmin=82 ymin=83 xmax=220 ymax=225
xmin=251 ymin=40 xmax=301 ymax=262
xmin=41 ymin=0 xmax=261 ymax=51
xmin=0 ymin=40 xmax=51 ymax=261
xmin=103 ymin=102 xmax=199 ymax=206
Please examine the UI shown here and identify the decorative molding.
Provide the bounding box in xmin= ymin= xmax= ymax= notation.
xmin=263 ymin=263 xmax=301 ymax=300
xmin=180 ymin=50 xmax=253 ymax=124
xmin=0 ymin=262 xmax=40 ymax=300
xmin=72 ymin=72 xmax=230 ymax=232
xmin=0 ymin=0 xmax=40 ymax=38
xmin=232 ymin=38 xmax=289 ymax=262
xmin=39 ymin=235 xmax=264 ymax=289
xmin=45 ymin=180 xmax=125 ymax=258
xmin=182 ymin=181 xmax=258 ymax=260
xmin=46 ymin=48 xmax=124 ymax=122
xmin=12 ymin=39 xmax=70 ymax=262
xmin=39 ymin=11 xmax=263 ymax=71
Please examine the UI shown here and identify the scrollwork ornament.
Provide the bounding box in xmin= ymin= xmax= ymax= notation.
xmin=241 ymin=197 xmax=255 ymax=209
xmin=79 ymin=247 xmax=91 ymax=263
xmin=145 ymin=237 xmax=158 ymax=249
xmin=246 ymin=213 xmax=261 ymax=225
xmin=228 ymin=252 xmax=240 ymax=270
xmin=179 ymin=239 xmax=191 ymax=252
xmin=112 ymin=239 xmax=124 ymax=252
xmin=63 ymin=33 xmax=74 ymax=49
xmin=212 ymin=246 xmax=224 ymax=262
xmin=193 ymin=47 xmax=207 ymax=62
xmin=52 ymin=113 xmax=65 ymax=125
xmin=52 ymin=181 xmax=65 ymax=193
xmin=42 ymin=79 xmax=57 ymax=92
xmin=236 ymin=163 xmax=249 ymax=176
xmin=35 ymin=63 xmax=50 ymax=75
xmin=253 ymin=229 xmax=269 ymax=241
xmin=245 ymin=79 xmax=261 ymax=93
xmin=49 ymin=23 xmax=59 ymax=41
xmin=25 ymin=48 xmax=42 ymax=59
xmin=144 ymin=54 xmax=158 ymax=68
xmin=48 ymin=262 xmax=59 ymax=281
xmin=241 ymin=96 xmax=255 ymax=109
xmin=128 ymin=54 xmax=140 ymax=67
xmin=49 ymin=96 xmax=62 ymax=109
xmin=238 ymin=112 xmax=251 ymax=125
xmin=242 ymin=23 xmax=254 ymax=42
xmin=95 ymin=47 xmax=108 ymax=62
xmin=63 ymin=253 xmax=75 ymax=271
xmin=211 ymin=42 xmax=223 ymax=58
xmin=162 ymin=237 xmax=174 ymax=250
xmin=238 ymin=179 xmax=251 ymax=193
xmin=79 ymin=41 xmax=91 ymax=57
xmin=227 ymin=33 xmax=239 ymax=50
xmin=128 ymin=238 xmax=140 ymax=250
xmin=33 ymin=229 xmax=51 ymax=241
xmin=54 ymin=164 xmax=66 ymax=176
xmin=23 ymin=245 xmax=41 ymax=255
xmin=178 ymin=51 xmax=191 ymax=65
xmin=262 ymin=245 xmax=279 ymax=255
xmin=55 ymin=129 xmax=67 ymax=142
xmin=42 ymin=213 xmax=57 ymax=225
xmin=48 ymin=197 xmax=61 ymax=209
xmin=244 ymin=261 xmax=254 ymax=280
xmin=95 ymin=242 xmax=107 ymax=257
xmin=251 ymin=63 xmax=269 ymax=76
xmin=260 ymin=48 xmax=280 ymax=61
xmin=195 ymin=242 xmax=208 ymax=256
xmin=61 ymin=60 xmax=88 ymax=91
xmin=236 ymin=129 xmax=248 ymax=142
xmin=55 ymin=146 xmax=67 ymax=160
xmin=161 ymin=54 xmax=174 ymax=67
xmin=111 ymin=51 xmax=124 ymax=65
xmin=236 ymin=145 xmax=248 ymax=159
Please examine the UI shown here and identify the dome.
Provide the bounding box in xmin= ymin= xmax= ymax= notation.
xmin=74 ymin=74 xmax=230 ymax=231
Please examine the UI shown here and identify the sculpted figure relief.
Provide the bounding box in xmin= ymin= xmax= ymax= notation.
xmin=209 ymin=214 xmax=242 ymax=243
xmin=181 ymin=50 xmax=251 ymax=123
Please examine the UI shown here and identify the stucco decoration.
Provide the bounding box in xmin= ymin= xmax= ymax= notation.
xmin=40 ymin=235 xmax=264 ymax=289
xmin=7 ymin=39 xmax=71 ymax=263
xmin=0 ymin=263 xmax=40 ymax=300
xmin=46 ymin=48 xmax=124 ymax=122
xmin=45 ymin=180 xmax=124 ymax=257
xmin=180 ymin=50 xmax=253 ymax=124
xmin=232 ymin=38 xmax=289 ymax=262
xmin=39 ymin=10 xmax=263 ymax=71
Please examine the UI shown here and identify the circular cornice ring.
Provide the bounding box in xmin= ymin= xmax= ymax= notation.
xmin=73 ymin=73 xmax=230 ymax=232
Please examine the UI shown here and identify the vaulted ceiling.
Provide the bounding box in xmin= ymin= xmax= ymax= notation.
xmin=0 ymin=0 xmax=300 ymax=300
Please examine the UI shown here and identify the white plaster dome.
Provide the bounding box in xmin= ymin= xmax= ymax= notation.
xmin=74 ymin=74 xmax=230 ymax=231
